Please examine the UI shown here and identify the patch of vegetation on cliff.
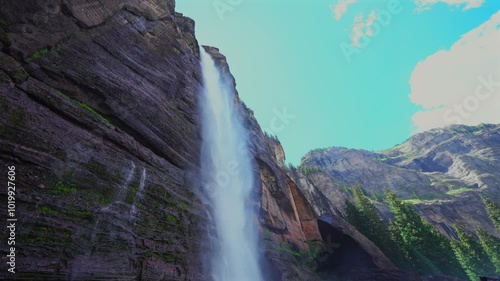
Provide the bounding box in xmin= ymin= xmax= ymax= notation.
xmin=0 ymin=54 xmax=28 ymax=82
xmin=9 ymin=108 xmax=24 ymax=126
xmin=150 ymin=251 xmax=183 ymax=263
xmin=18 ymin=225 xmax=72 ymax=245
xmin=86 ymin=161 xmax=111 ymax=179
xmin=177 ymin=200 xmax=191 ymax=210
xmin=402 ymin=198 xmax=427 ymax=205
xmin=126 ymin=184 xmax=139 ymax=204
xmin=99 ymin=193 xmax=113 ymax=205
xmin=0 ymin=106 xmax=26 ymax=140
xmin=298 ymin=165 xmax=323 ymax=175
xmin=110 ymin=239 xmax=130 ymax=252
xmin=40 ymin=205 xmax=93 ymax=223
xmin=46 ymin=172 xmax=78 ymax=196
xmin=51 ymin=180 xmax=77 ymax=196
xmin=166 ymin=213 xmax=180 ymax=224
xmin=272 ymin=240 xmax=322 ymax=270
xmin=74 ymin=100 xmax=110 ymax=124
xmin=132 ymin=184 xmax=191 ymax=238
xmin=0 ymin=19 xmax=9 ymax=47
xmin=0 ymin=95 xmax=8 ymax=108
xmin=54 ymin=89 xmax=110 ymax=124
xmin=28 ymin=48 xmax=49 ymax=61
xmin=146 ymin=184 xmax=191 ymax=211
xmin=446 ymin=187 xmax=474 ymax=196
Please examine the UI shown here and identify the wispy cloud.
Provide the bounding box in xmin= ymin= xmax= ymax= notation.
xmin=414 ymin=0 xmax=485 ymax=12
xmin=350 ymin=11 xmax=378 ymax=47
xmin=409 ymin=11 xmax=500 ymax=132
xmin=330 ymin=0 xmax=357 ymax=21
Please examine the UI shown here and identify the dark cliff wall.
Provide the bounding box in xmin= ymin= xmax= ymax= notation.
xmin=0 ymin=0 xmax=207 ymax=280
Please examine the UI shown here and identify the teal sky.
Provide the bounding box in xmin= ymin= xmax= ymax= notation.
xmin=177 ymin=0 xmax=500 ymax=165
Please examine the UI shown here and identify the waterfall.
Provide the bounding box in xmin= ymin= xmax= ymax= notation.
xmin=199 ymin=47 xmax=263 ymax=281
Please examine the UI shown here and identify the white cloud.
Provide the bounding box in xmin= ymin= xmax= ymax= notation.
xmin=409 ymin=11 xmax=500 ymax=132
xmin=350 ymin=11 xmax=378 ymax=47
xmin=414 ymin=0 xmax=485 ymax=11
xmin=330 ymin=0 xmax=357 ymax=21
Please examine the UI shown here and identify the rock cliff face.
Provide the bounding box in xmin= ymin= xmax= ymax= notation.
xmin=301 ymin=124 xmax=500 ymax=238
xmin=1 ymin=1 xmax=205 ymax=280
xmin=0 ymin=1 xmax=396 ymax=280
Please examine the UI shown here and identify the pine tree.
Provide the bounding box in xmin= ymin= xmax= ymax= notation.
xmin=482 ymin=196 xmax=500 ymax=230
xmin=476 ymin=227 xmax=500 ymax=274
xmin=346 ymin=188 xmax=409 ymax=269
xmin=384 ymin=189 xmax=466 ymax=278
xmin=451 ymin=226 xmax=496 ymax=281
xmin=346 ymin=200 xmax=364 ymax=231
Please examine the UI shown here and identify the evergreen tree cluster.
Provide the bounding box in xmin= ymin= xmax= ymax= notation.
xmin=450 ymin=197 xmax=500 ymax=280
xmin=483 ymin=197 xmax=500 ymax=230
xmin=297 ymin=165 xmax=323 ymax=175
xmin=346 ymin=187 xmax=410 ymax=269
xmin=451 ymin=226 xmax=496 ymax=280
xmin=345 ymin=187 xmax=500 ymax=281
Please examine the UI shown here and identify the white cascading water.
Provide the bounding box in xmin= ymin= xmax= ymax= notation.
xmin=199 ymin=48 xmax=264 ymax=281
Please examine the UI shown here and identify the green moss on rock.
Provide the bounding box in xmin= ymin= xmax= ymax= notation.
xmin=0 ymin=53 xmax=29 ymax=82
xmin=0 ymin=19 xmax=9 ymax=47
xmin=28 ymin=48 xmax=49 ymax=61
xmin=99 ymin=194 xmax=113 ymax=205
xmin=74 ymin=100 xmax=110 ymax=123
xmin=0 ymin=95 xmax=8 ymax=109
xmin=48 ymin=172 xmax=78 ymax=196
xmin=166 ymin=213 xmax=179 ymax=224
xmin=39 ymin=205 xmax=94 ymax=223
xmin=18 ymin=225 xmax=72 ymax=245
xmin=86 ymin=161 xmax=110 ymax=179
xmin=52 ymin=180 xmax=77 ymax=195
xmin=151 ymin=251 xmax=183 ymax=263
xmin=54 ymin=89 xmax=110 ymax=123
xmin=0 ymin=70 xmax=11 ymax=84
xmin=126 ymin=184 xmax=139 ymax=204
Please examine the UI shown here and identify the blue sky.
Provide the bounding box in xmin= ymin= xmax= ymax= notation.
xmin=177 ymin=0 xmax=500 ymax=165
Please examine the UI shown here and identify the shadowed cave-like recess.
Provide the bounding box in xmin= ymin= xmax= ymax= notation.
xmin=316 ymin=218 xmax=376 ymax=277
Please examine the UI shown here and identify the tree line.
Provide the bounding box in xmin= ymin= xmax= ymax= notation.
xmin=346 ymin=187 xmax=500 ymax=281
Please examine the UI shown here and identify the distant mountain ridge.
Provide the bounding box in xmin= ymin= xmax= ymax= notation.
xmin=300 ymin=124 xmax=500 ymax=238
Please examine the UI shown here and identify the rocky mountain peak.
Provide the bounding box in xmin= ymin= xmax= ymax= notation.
xmin=300 ymin=123 xmax=500 ymax=238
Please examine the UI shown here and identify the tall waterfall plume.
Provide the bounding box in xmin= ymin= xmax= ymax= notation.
xmin=198 ymin=47 xmax=263 ymax=281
